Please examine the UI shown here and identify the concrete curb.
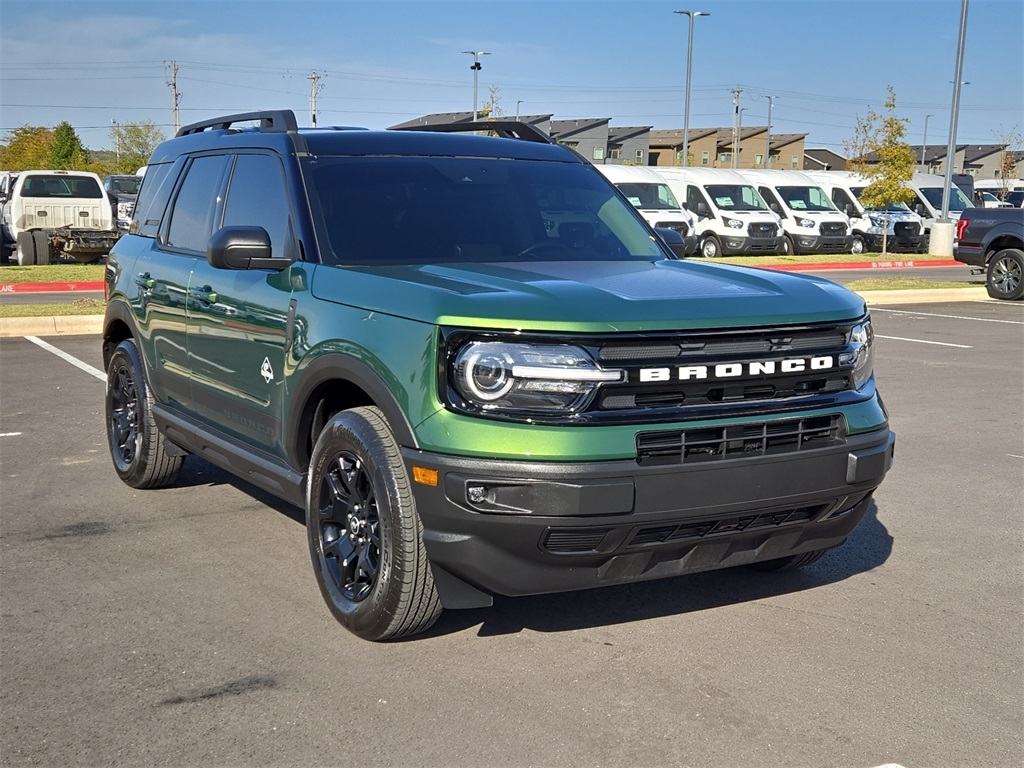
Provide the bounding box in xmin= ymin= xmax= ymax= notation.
xmin=0 ymin=288 xmax=995 ymax=338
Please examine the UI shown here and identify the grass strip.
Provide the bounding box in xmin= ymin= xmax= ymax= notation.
xmin=0 ymin=264 xmax=106 ymax=283
xmin=0 ymin=299 xmax=105 ymax=317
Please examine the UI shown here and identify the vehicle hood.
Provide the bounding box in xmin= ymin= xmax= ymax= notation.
xmin=309 ymin=259 xmax=865 ymax=331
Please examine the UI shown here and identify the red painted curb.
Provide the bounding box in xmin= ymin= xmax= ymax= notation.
xmin=0 ymin=281 xmax=104 ymax=293
xmin=768 ymin=260 xmax=960 ymax=271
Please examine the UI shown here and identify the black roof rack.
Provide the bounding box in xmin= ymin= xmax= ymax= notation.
xmin=176 ymin=110 xmax=299 ymax=138
xmin=392 ymin=120 xmax=555 ymax=145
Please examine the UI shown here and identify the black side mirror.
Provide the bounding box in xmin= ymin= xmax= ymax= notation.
xmin=696 ymin=201 xmax=710 ymax=218
xmin=207 ymin=226 xmax=290 ymax=271
xmin=915 ymin=203 xmax=927 ymax=217
xmin=654 ymin=227 xmax=687 ymax=259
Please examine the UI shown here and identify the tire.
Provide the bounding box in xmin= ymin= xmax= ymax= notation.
xmin=32 ymin=231 xmax=51 ymax=265
xmin=15 ymin=232 xmax=37 ymax=266
xmin=699 ymin=235 xmax=721 ymax=259
xmin=986 ymin=248 xmax=1024 ymax=300
xmin=307 ymin=406 xmax=442 ymax=641
xmin=748 ymin=548 xmax=831 ymax=572
xmin=781 ymin=235 xmax=795 ymax=256
xmin=850 ymin=234 xmax=865 ymax=255
xmin=105 ymin=339 xmax=184 ymax=488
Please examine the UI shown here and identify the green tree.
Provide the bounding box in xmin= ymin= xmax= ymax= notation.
xmin=0 ymin=125 xmax=56 ymax=170
xmin=109 ymin=121 xmax=166 ymax=174
xmin=845 ymin=87 xmax=916 ymax=255
xmin=51 ymin=121 xmax=89 ymax=169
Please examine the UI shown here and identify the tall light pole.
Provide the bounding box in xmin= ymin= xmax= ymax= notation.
xmin=674 ymin=10 xmax=709 ymax=167
xmin=764 ymin=95 xmax=774 ymax=168
xmin=940 ymin=0 xmax=969 ymax=222
xmin=462 ymin=50 xmax=491 ymax=122
xmin=921 ymin=114 xmax=933 ymax=168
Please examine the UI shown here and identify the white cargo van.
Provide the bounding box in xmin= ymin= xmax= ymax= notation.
xmin=655 ymin=167 xmax=782 ymax=258
xmin=974 ymin=178 xmax=1024 ymax=208
xmin=737 ymin=169 xmax=852 ymax=255
xmin=595 ymin=165 xmax=698 ymax=256
xmin=905 ymin=172 xmax=974 ymax=235
xmin=805 ymin=170 xmax=926 ymax=254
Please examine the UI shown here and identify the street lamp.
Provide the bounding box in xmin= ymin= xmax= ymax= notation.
xmin=673 ymin=10 xmax=709 ymax=168
xmin=462 ymin=50 xmax=491 ymax=122
xmin=921 ymin=114 xmax=933 ymax=168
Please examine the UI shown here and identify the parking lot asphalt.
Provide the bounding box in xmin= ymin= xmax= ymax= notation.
xmin=1 ymin=300 xmax=1022 ymax=766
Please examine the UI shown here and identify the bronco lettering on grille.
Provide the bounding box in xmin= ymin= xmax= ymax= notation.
xmin=638 ymin=355 xmax=835 ymax=382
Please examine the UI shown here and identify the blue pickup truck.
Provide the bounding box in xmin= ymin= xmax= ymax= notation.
xmin=955 ymin=207 xmax=1024 ymax=300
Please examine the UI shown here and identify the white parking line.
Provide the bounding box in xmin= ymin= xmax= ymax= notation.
xmin=876 ymin=335 xmax=973 ymax=348
xmin=873 ymin=308 xmax=1024 ymax=325
xmin=1 ymin=432 xmax=23 ymax=437
xmin=25 ymin=336 xmax=106 ymax=382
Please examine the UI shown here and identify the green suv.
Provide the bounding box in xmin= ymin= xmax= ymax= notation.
xmin=103 ymin=110 xmax=895 ymax=641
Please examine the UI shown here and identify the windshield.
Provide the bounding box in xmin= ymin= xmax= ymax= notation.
xmin=1007 ymin=191 xmax=1024 ymax=207
xmin=920 ymin=186 xmax=973 ymax=212
xmin=106 ymin=176 xmax=142 ymax=195
xmin=615 ymin=182 xmax=681 ymax=211
xmin=19 ymin=174 xmax=103 ymax=199
xmin=775 ymin=185 xmax=836 ymax=212
xmin=304 ymin=156 xmax=666 ymax=265
xmin=703 ymin=184 xmax=768 ymax=211
xmin=849 ymin=187 xmax=912 ymax=213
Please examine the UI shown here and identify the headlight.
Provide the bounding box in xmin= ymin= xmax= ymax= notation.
xmin=868 ymin=215 xmax=886 ymax=228
xmin=797 ymin=217 xmax=816 ymax=229
xmin=452 ymin=341 xmax=623 ymax=415
xmin=840 ymin=320 xmax=874 ymax=390
xmin=722 ymin=216 xmax=744 ymax=229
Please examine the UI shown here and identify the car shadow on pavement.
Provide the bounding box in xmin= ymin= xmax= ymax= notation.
xmin=418 ymin=502 xmax=893 ymax=639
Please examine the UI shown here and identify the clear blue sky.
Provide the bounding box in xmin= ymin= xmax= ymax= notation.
xmin=1 ymin=0 xmax=1021 ymax=155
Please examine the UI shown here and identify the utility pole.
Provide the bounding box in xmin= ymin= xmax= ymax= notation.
xmin=308 ymin=71 xmax=324 ymax=127
xmin=921 ymin=114 xmax=933 ymax=168
xmin=166 ymin=61 xmax=181 ymax=134
xmin=764 ymin=95 xmax=774 ymax=168
xmin=731 ymin=87 xmax=742 ymax=169
xmin=112 ymin=119 xmax=120 ymax=173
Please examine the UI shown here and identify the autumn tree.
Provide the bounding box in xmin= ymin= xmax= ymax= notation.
xmin=479 ymin=85 xmax=505 ymax=119
xmin=0 ymin=126 xmax=56 ymax=170
xmin=109 ymin=121 xmax=166 ymax=174
xmin=992 ymin=126 xmax=1022 ymax=201
xmin=845 ymin=87 xmax=917 ymax=255
xmin=51 ymin=121 xmax=89 ymax=169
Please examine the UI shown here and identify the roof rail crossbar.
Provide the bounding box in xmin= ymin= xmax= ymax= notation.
xmin=176 ymin=110 xmax=299 ymax=138
xmin=392 ymin=120 xmax=555 ymax=145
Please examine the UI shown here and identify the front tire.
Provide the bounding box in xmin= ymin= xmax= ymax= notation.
xmin=986 ymin=248 xmax=1024 ymax=300
xmin=699 ymin=235 xmax=721 ymax=259
xmin=307 ymin=406 xmax=442 ymax=641
xmin=105 ymin=339 xmax=183 ymax=488
xmin=850 ymin=234 xmax=865 ymax=255
xmin=780 ymin=235 xmax=795 ymax=256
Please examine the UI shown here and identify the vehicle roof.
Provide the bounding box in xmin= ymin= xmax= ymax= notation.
xmin=656 ymin=167 xmax=752 ymax=183
xmin=15 ymin=169 xmax=102 ymax=178
xmin=594 ymin=165 xmax=670 ymax=182
xmin=736 ymin=169 xmax=817 ymax=185
xmin=148 ymin=127 xmax=582 ymax=165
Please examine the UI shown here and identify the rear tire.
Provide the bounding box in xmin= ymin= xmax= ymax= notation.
xmin=32 ymin=231 xmax=50 ymax=265
xmin=986 ymin=248 xmax=1024 ymax=300
xmin=307 ymin=406 xmax=442 ymax=641
xmin=15 ymin=232 xmax=37 ymax=265
xmin=105 ymin=339 xmax=184 ymax=488
xmin=748 ymin=548 xmax=830 ymax=572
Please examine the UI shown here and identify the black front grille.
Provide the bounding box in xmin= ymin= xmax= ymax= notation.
xmin=629 ymin=504 xmax=826 ymax=546
xmin=636 ymin=414 xmax=844 ymax=465
xmin=894 ymin=221 xmax=920 ymax=237
xmin=655 ymin=221 xmax=689 ymax=237
xmin=748 ymin=222 xmax=778 ymax=238
xmin=543 ymin=527 xmax=612 ymax=554
xmin=820 ymin=222 xmax=847 ymax=236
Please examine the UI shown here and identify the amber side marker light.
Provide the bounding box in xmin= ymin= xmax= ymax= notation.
xmin=412 ymin=466 xmax=439 ymax=486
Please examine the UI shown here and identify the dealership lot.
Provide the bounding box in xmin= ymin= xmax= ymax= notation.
xmin=1 ymin=301 xmax=1021 ymax=767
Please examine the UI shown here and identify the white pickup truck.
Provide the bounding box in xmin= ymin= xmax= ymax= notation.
xmin=1 ymin=170 xmax=119 ymax=265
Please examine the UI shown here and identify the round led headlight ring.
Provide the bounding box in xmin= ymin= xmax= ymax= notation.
xmin=457 ymin=346 xmax=515 ymax=402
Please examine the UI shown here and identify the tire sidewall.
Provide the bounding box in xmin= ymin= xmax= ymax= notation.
xmin=851 ymin=235 xmax=865 ymax=255
xmin=105 ymin=340 xmax=153 ymax=484
xmin=986 ymin=248 xmax=1024 ymax=300
xmin=306 ymin=410 xmax=407 ymax=639
xmin=700 ymin=236 xmax=720 ymax=258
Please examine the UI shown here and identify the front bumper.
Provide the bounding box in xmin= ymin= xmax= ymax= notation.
xmin=791 ymin=234 xmax=852 ymax=254
xmin=865 ymin=232 xmax=925 ymax=253
xmin=720 ymin=235 xmax=782 ymax=256
xmin=404 ymin=425 xmax=894 ymax=604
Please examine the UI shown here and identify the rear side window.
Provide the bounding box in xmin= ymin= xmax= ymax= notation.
xmin=20 ymin=174 xmax=102 ymax=199
xmin=132 ymin=162 xmax=181 ymax=238
xmin=166 ymin=155 xmax=230 ymax=253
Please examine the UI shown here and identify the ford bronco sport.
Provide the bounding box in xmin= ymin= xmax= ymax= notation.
xmin=102 ymin=110 xmax=894 ymax=641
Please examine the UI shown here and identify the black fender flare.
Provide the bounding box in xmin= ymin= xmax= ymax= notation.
xmin=285 ymin=353 xmax=420 ymax=466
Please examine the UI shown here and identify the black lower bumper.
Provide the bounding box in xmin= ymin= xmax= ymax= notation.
xmin=720 ymin=235 xmax=782 ymax=255
xmin=403 ymin=426 xmax=894 ymax=606
xmin=864 ymin=233 xmax=926 ymax=253
xmin=792 ymin=234 xmax=852 ymax=254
